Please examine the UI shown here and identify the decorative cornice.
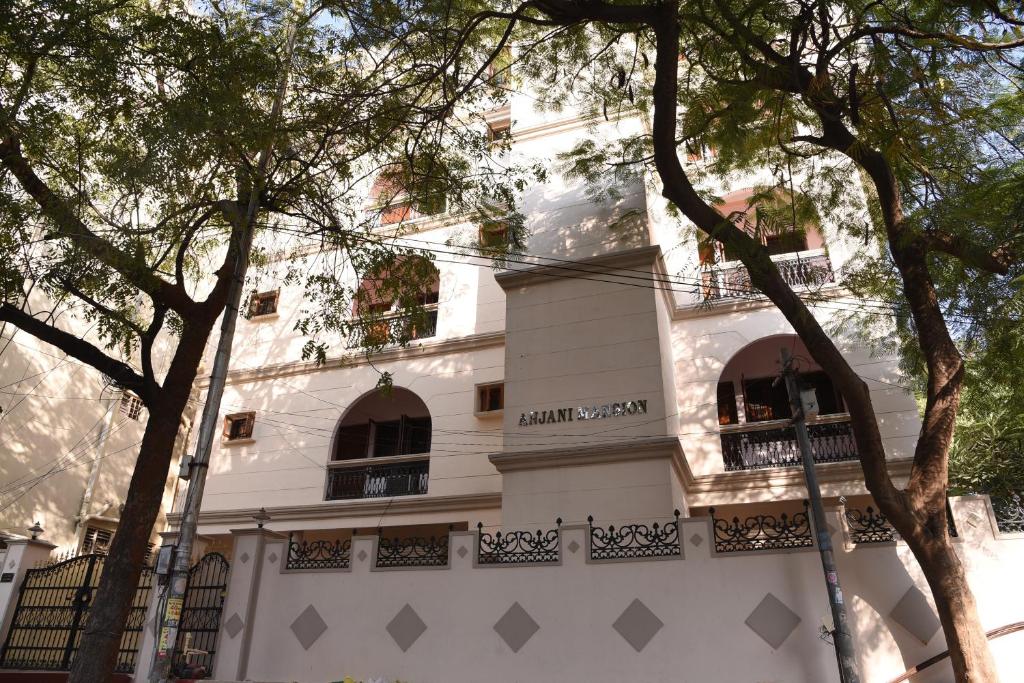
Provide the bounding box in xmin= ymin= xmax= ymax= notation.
xmin=489 ymin=436 xmax=685 ymax=472
xmin=204 ymin=330 xmax=505 ymax=387
xmin=170 ymin=491 xmax=503 ymax=528
xmin=494 ymin=245 xmax=662 ymax=289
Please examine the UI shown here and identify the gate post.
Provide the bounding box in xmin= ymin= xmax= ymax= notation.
xmin=210 ymin=528 xmax=283 ymax=681
xmin=0 ymin=539 xmax=56 ymax=651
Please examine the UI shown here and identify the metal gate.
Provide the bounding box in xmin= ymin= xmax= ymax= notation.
xmin=171 ymin=553 xmax=230 ymax=676
xmin=0 ymin=553 xmax=153 ymax=673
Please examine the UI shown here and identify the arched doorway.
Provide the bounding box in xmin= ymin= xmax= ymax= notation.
xmin=325 ymin=388 xmax=432 ymax=500
xmin=716 ymin=335 xmax=857 ymax=470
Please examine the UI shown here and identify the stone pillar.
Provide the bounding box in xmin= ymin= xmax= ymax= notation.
xmin=212 ymin=528 xmax=284 ymax=680
xmin=0 ymin=539 xmax=57 ymax=648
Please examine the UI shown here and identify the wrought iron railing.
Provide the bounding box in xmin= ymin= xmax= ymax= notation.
xmin=709 ymin=502 xmax=814 ymax=553
xmin=325 ymin=459 xmax=429 ymax=501
xmin=588 ymin=511 xmax=681 ymax=561
xmin=720 ymin=416 xmax=858 ymax=471
xmin=285 ymin=536 xmax=352 ymax=571
xmin=702 ymin=251 xmax=834 ymax=300
xmin=992 ymin=493 xmax=1024 ymax=534
xmin=844 ymin=506 xmax=896 ymax=544
xmin=375 ymin=530 xmax=451 ymax=568
xmin=477 ymin=520 xmax=562 ymax=565
xmin=347 ymin=307 xmax=438 ymax=348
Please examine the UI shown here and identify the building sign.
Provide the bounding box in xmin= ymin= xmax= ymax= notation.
xmin=519 ymin=399 xmax=648 ymax=427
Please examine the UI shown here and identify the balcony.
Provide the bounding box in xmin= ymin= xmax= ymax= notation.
xmin=720 ymin=414 xmax=858 ymax=471
xmin=325 ymin=457 xmax=430 ymax=500
xmin=702 ymin=250 xmax=834 ymax=301
xmin=346 ymin=305 xmax=438 ymax=349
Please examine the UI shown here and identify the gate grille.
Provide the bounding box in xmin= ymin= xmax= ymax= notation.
xmin=171 ymin=552 xmax=230 ymax=676
xmin=0 ymin=554 xmax=153 ymax=673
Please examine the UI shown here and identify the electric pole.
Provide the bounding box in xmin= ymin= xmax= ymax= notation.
xmin=779 ymin=347 xmax=860 ymax=683
xmin=148 ymin=4 xmax=303 ymax=679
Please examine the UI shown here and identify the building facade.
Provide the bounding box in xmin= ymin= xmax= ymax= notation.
xmin=118 ymin=93 xmax=1024 ymax=682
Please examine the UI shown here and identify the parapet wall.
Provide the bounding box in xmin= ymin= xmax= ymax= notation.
xmin=133 ymin=495 xmax=1024 ymax=683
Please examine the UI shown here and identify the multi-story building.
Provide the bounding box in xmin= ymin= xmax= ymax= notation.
xmin=130 ymin=92 xmax=1024 ymax=683
xmin=181 ymin=96 xmax=917 ymax=547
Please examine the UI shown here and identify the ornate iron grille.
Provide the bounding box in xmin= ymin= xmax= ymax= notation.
xmin=285 ymin=536 xmax=352 ymax=570
xmin=709 ymin=502 xmax=814 ymax=553
xmin=171 ymin=553 xmax=230 ymax=677
xmin=588 ymin=511 xmax=681 ymax=561
xmin=326 ymin=460 xmax=429 ymax=500
xmin=992 ymin=493 xmax=1024 ymax=534
xmin=845 ymin=506 xmax=896 ymax=544
xmin=721 ymin=419 xmax=858 ymax=470
xmin=703 ymin=253 xmax=834 ymax=300
xmin=375 ymin=530 xmax=450 ymax=568
xmin=477 ymin=520 xmax=561 ymax=565
xmin=0 ymin=553 xmax=153 ymax=673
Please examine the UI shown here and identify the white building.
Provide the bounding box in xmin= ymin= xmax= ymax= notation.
xmin=138 ymin=93 xmax=1024 ymax=682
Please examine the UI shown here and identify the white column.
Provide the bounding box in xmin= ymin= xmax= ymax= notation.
xmin=0 ymin=539 xmax=57 ymax=648
xmin=212 ymin=528 xmax=284 ymax=680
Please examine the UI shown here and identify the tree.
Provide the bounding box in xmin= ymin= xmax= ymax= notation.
xmin=0 ymin=0 xmax=522 ymax=680
xmin=427 ymin=1 xmax=1023 ymax=680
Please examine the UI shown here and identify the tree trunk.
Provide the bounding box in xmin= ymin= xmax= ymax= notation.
xmin=68 ymin=325 xmax=210 ymax=683
xmin=890 ymin=506 xmax=1001 ymax=681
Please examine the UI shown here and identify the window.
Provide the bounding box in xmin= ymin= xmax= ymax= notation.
xmin=477 ymin=383 xmax=504 ymax=414
xmin=487 ymin=119 xmax=511 ymax=145
xmin=82 ymin=526 xmax=113 ymax=555
xmin=479 ymin=219 xmax=509 ymax=250
xmin=351 ymin=256 xmax=441 ymax=347
xmin=223 ymin=412 xmax=255 ymax=441
xmin=119 ymin=392 xmax=144 ymax=420
xmin=332 ymin=388 xmax=432 ymax=461
xmin=369 ymin=167 xmax=446 ymax=225
xmin=716 ymin=382 xmax=738 ymax=425
xmin=248 ymin=290 xmax=279 ymax=318
xmin=741 ymin=371 xmax=843 ymax=423
xmin=701 ymin=188 xmax=821 ymax=265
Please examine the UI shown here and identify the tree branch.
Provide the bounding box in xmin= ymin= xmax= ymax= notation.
xmin=0 ymin=131 xmax=197 ymax=316
xmin=0 ymin=302 xmax=147 ymax=397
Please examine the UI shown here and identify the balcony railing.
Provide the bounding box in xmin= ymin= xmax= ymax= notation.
xmin=346 ymin=306 xmax=438 ymax=349
xmin=325 ymin=458 xmax=429 ymax=501
xmin=720 ymin=415 xmax=858 ymax=471
xmin=702 ymin=250 xmax=834 ymax=300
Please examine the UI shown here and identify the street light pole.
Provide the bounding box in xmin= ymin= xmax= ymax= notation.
xmin=147 ymin=5 xmax=303 ymax=680
xmin=779 ymin=347 xmax=861 ymax=683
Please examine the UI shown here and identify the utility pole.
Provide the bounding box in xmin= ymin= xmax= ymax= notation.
xmin=148 ymin=4 xmax=303 ymax=680
xmin=779 ymin=347 xmax=860 ymax=683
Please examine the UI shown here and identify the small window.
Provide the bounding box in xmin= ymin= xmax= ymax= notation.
xmin=119 ymin=392 xmax=144 ymax=420
xmin=82 ymin=526 xmax=113 ymax=555
xmin=248 ymin=290 xmax=279 ymax=318
xmin=487 ymin=119 xmax=511 ymax=145
xmin=477 ymin=383 xmax=504 ymax=414
xmin=223 ymin=412 xmax=256 ymax=441
xmin=479 ymin=220 xmax=509 ymax=250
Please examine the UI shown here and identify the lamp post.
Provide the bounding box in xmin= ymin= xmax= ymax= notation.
xmin=27 ymin=522 xmax=43 ymax=540
xmin=252 ymin=508 xmax=270 ymax=529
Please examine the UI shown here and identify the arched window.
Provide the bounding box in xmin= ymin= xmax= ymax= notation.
xmin=716 ymin=335 xmax=857 ymax=470
xmin=333 ymin=388 xmax=432 ymax=461
xmin=699 ymin=188 xmax=826 ymax=265
xmin=368 ymin=166 xmax=446 ymax=225
xmin=717 ymin=336 xmax=844 ymax=426
xmin=350 ymin=256 xmax=440 ymax=347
